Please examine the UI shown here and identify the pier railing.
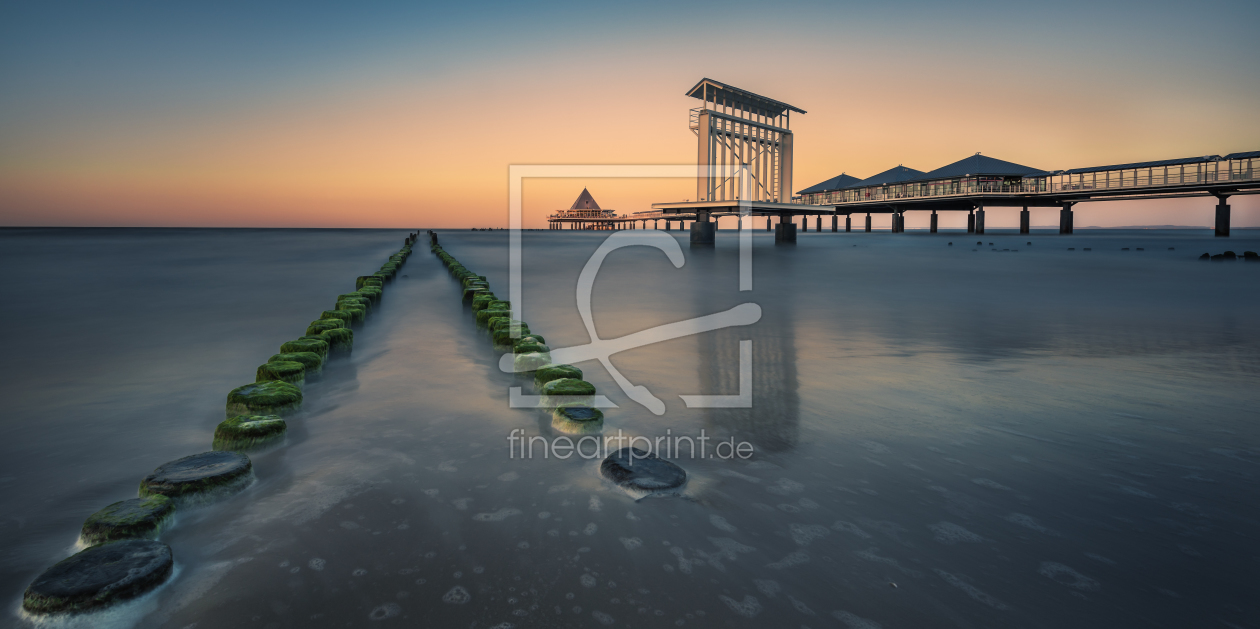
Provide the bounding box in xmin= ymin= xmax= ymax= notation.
xmin=797 ymin=156 xmax=1259 ymax=207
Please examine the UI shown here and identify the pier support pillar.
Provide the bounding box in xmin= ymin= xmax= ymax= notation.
xmin=865 ymin=213 xmax=872 ymax=232
xmin=930 ymin=211 xmax=938 ymax=233
xmin=975 ymin=207 xmax=985 ymax=235
xmin=767 ymin=216 xmax=773 ymax=231
xmin=691 ymin=212 xmax=716 ymax=245
xmin=831 ymin=215 xmax=838 ymax=232
xmin=665 ymin=220 xmax=671 ymax=231
xmin=1020 ymin=207 xmax=1030 ymax=234
xmin=1059 ymin=206 xmax=1074 ymax=234
xmin=774 ymin=220 xmax=797 ymax=242
xmin=845 ymin=216 xmax=852 ymax=232
xmin=967 ymin=211 xmax=974 ymax=233
xmin=816 ymin=216 xmax=822 ymax=232
xmin=1215 ymin=196 xmax=1231 ymax=237
xmin=801 ymin=216 xmax=808 ymax=232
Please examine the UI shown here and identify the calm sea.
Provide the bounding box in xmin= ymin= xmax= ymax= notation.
xmin=1 ymin=227 xmax=1258 ymax=628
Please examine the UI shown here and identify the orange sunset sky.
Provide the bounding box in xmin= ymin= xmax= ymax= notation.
xmin=2 ymin=1 xmax=1258 ymax=230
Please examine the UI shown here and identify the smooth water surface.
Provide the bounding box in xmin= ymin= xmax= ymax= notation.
xmin=1 ymin=227 xmax=1258 ymax=628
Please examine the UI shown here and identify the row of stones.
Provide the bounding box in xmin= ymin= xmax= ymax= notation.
xmin=20 ymin=234 xmax=423 ymax=616
xmin=427 ymin=231 xmax=685 ymax=496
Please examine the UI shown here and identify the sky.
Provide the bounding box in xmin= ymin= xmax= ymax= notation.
xmin=1 ymin=0 xmax=1258 ymax=229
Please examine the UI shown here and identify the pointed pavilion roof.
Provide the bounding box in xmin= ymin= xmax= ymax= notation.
xmin=908 ymin=154 xmax=1047 ymax=182
xmin=797 ymin=173 xmax=863 ymax=195
xmin=844 ymin=165 xmax=925 ymax=189
xmin=569 ymin=188 xmax=601 ymax=210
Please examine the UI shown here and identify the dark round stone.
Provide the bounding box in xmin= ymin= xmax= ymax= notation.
xmin=139 ymin=451 xmax=252 ymax=500
xmin=22 ymin=540 xmax=173 ymax=614
xmin=80 ymin=496 xmax=174 ymax=545
xmin=600 ymin=447 xmax=687 ymax=492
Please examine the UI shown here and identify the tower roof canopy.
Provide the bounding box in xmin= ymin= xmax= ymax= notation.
xmin=797 ymin=173 xmax=863 ymax=195
xmin=686 ymin=78 xmax=806 ymax=115
xmin=569 ymin=188 xmax=601 ymax=210
xmin=908 ymin=154 xmax=1046 ymax=182
xmin=845 ymin=165 xmax=925 ymax=189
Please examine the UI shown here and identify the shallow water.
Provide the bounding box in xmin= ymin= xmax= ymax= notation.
xmin=2 ymin=226 xmax=1258 ymax=628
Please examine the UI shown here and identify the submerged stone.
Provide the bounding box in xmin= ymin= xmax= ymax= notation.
xmin=269 ymin=351 xmax=323 ymax=376
xmin=280 ymin=338 xmax=329 ymax=360
xmin=356 ymin=276 xmax=383 ymax=290
xmin=540 ymin=378 xmax=596 ymax=408
xmin=255 ymin=360 xmax=305 ymax=387
xmin=471 ymin=294 xmax=497 ymax=311
xmin=493 ymin=325 xmax=531 ymax=347
xmin=534 ymin=364 xmax=582 ymax=388
xmin=321 ymin=309 xmax=357 ymax=327
xmin=514 ymin=341 xmax=549 ymax=355
xmin=80 ymin=496 xmax=174 ymax=545
xmin=462 ymin=284 xmax=490 ymax=300
xmin=600 ymin=447 xmax=687 ymax=495
xmin=338 ymin=304 xmax=367 ymax=324
xmin=226 ymin=380 xmax=302 ymax=417
xmin=357 ymin=286 xmax=382 ymax=303
xmin=519 ymin=333 xmax=545 ymax=345
xmin=320 ymin=327 xmax=354 ymax=355
xmin=337 ymin=293 xmax=372 ymax=311
xmin=22 ymin=540 xmax=173 ymax=614
xmin=305 ymin=319 xmax=344 ymax=336
xmin=551 ymin=404 xmax=604 ymax=435
xmin=513 ymin=352 xmax=551 ymax=373
xmin=214 ymin=415 xmax=287 ymax=451
xmin=476 ymin=308 xmax=511 ymax=326
xmin=139 ymin=451 xmax=252 ymax=501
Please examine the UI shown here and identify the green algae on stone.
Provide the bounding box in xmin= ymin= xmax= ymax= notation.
xmin=139 ymin=451 xmax=253 ymax=501
xmin=488 ymin=300 xmax=511 ymax=311
xmin=462 ymin=275 xmax=488 ymax=288
xmin=551 ymin=404 xmax=604 ymax=435
xmin=535 ymin=364 xmax=583 ymax=389
xmin=226 ymin=380 xmax=302 ymax=417
xmin=490 ymin=317 xmax=527 ymax=332
xmin=519 ymin=333 xmax=545 ymax=345
xmin=21 ymin=539 xmax=173 ymax=615
xmin=268 ymin=352 xmax=322 ymax=376
xmin=213 ymin=414 xmax=287 ymax=451
xmin=471 ymin=294 xmax=497 ymax=311
xmin=321 ymin=327 xmax=354 ymax=355
xmin=514 ymin=341 xmax=550 ymax=355
xmin=280 ymin=338 xmax=328 ymax=360
xmin=305 ymin=319 xmax=344 ymax=336
xmin=493 ymin=324 xmax=530 ymax=347
xmin=462 ymin=283 xmax=489 ymax=300
xmin=255 ymin=360 xmax=305 ymax=387
xmin=540 ymin=378 xmax=596 ymax=408
xmin=321 ymin=309 xmax=357 ymax=327
xmin=357 ymin=286 xmax=382 ymax=303
xmin=356 ymin=276 xmax=384 ymax=290
xmin=80 ymin=496 xmax=174 ymax=546
xmin=337 ymin=293 xmax=372 ymax=310
xmin=513 ymin=351 xmax=552 ymax=373
xmin=476 ymin=308 xmax=511 ymax=326
xmin=334 ymin=304 xmax=366 ymax=324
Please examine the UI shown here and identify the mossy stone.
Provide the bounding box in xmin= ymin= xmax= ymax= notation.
xmin=534 ymin=364 xmax=582 ymax=388
xmin=488 ymin=300 xmax=511 ymax=311
xmin=490 ymin=317 xmax=526 ymax=332
xmin=462 ymin=275 xmax=488 ymax=288
xmin=226 ymin=380 xmax=302 ymax=417
xmin=337 ymin=293 xmax=372 ymax=311
xmin=551 ymin=404 xmax=604 ymax=435
xmin=338 ymin=304 xmax=367 ymax=324
xmin=519 ymin=333 xmax=545 ymax=345
xmin=514 ymin=352 xmax=552 ymax=373
xmin=320 ymin=327 xmax=354 ymax=355
xmin=462 ymin=284 xmax=489 ymax=300
xmin=493 ymin=325 xmax=530 ymax=347
xmin=139 ymin=451 xmax=252 ymax=501
xmin=255 ymin=360 xmax=305 ymax=387
xmin=321 ymin=309 xmax=357 ymax=327
xmin=476 ymin=308 xmax=511 ymax=326
xmin=357 ymin=287 xmax=382 ymax=303
xmin=600 ymin=447 xmax=687 ymax=494
xmin=471 ymin=294 xmax=497 ymax=311
xmin=80 ymin=496 xmax=174 ymax=546
xmin=280 ymin=338 xmax=329 ymax=360
xmin=356 ymin=276 xmax=383 ymax=290
xmin=305 ymin=319 xmax=344 ymax=336
xmin=268 ymin=352 xmax=322 ymax=376
xmin=21 ymin=540 xmax=173 ymax=614
xmin=213 ymin=415 xmax=287 ymax=451
xmin=541 ymin=378 xmax=596 ymax=407
xmin=514 ymin=341 xmax=549 ymax=355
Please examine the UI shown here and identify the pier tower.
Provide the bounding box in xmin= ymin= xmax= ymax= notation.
xmin=690 ymin=78 xmax=803 ymax=205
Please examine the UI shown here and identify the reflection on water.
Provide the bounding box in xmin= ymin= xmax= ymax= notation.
xmin=2 ymin=228 xmax=1259 ymax=628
